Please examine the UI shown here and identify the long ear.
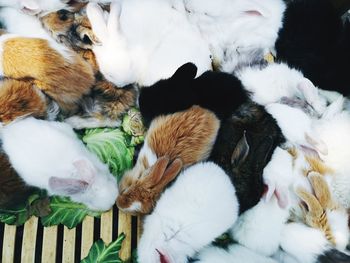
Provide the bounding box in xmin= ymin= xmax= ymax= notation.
xmin=49 ymin=177 xmax=89 ymax=195
xmin=254 ymin=136 xmax=274 ymax=169
xmin=171 ymin=63 xmax=197 ymax=82
xmin=107 ymin=2 xmax=122 ymax=37
xmin=21 ymin=0 xmax=40 ymax=10
xmin=308 ymin=172 xmax=333 ymax=209
xmin=305 ymin=133 xmax=328 ymax=156
xmin=153 ymin=158 xmax=183 ymax=191
xmin=73 ymin=159 xmax=96 ymax=182
xmin=86 ymin=2 xmax=108 ymax=43
xmin=143 ymin=156 xmax=170 ymax=188
xmin=295 ymin=187 xmax=323 ymax=218
xmin=231 ymin=131 xmax=250 ymax=168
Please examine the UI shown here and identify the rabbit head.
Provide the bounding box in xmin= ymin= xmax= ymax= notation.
xmin=49 ymin=158 xmax=118 ymax=211
xmin=116 ymin=156 xmax=183 ymax=215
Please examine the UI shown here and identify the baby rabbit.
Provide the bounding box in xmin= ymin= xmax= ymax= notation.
xmin=0 ymin=150 xmax=38 ymax=209
xmin=86 ymin=1 xmax=212 ymax=86
xmin=0 ymin=79 xmax=59 ymax=124
xmin=137 ymin=162 xmax=239 ymax=263
xmin=1 ymin=117 xmax=118 ymax=211
xmin=139 ymin=63 xmax=248 ymax=125
xmin=209 ymin=102 xmax=285 ymax=214
xmin=117 ymin=106 xmax=220 ymax=214
xmin=0 ymin=33 xmax=95 ymax=114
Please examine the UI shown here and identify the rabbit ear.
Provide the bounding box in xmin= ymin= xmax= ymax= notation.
xmin=86 ymin=2 xmax=108 ymax=43
xmin=308 ymin=172 xmax=333 ymax=209
xmin=254 ymin=136 xmax=274 ymax=169
xmin=172 ymin=63 xmax=198 ymax=81
xmin=20 ymin=0 xmax=40 ymax=10
xmin=153 ymin=158 xmax=183 ymax=192
xmin=305 ymin=133 xmax=328 ymax=156
xmin=49 ymin=177 xmax=89 ymax=195
xmin=107 ymin=2 xmax=122 ymax=36
xmin=144 ymin=156 xmax=170 ymax=188
xmin=73 ymin=159 xmax=96 ymax=183
xmin=231 ymin=131 xmax=250 ymax=168
xmin=295 ymin=187 xmax=323 ymax=218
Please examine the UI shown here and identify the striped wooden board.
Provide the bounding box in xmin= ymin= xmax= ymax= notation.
xmin=0 ymin=206 xmax=140 ymax=263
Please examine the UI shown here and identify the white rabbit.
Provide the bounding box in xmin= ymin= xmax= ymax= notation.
xmin=181 ymin=0 xmax=286 ymax=73
xmin=195 ymin=244 xmax=278 ymax=263
xmin=1 ymin=117 xmax=118 ymax=211
xmin=137 ymin=162 xmax=239 ymax=263
xmin=237 ymin=63 xmax=328 ymax=115
xmin=0 ymin=0 xmax=69 ymax=15
xmin=87 ymin=1 xmax=212 ymax=87
xmin=230 ymin=196 xmax=289 ymax=257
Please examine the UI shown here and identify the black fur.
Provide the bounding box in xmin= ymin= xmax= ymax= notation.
xmin=317 ymin=249 xmax=350 ymax=263
xmin=138 ymin=63 xmax=248 ymax=126
xmin=209 ymin=102 xmax=285 ymax=214
xmin=275 ymin=0 xmax=350 ymax=96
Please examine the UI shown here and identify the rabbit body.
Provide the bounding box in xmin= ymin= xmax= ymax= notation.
xmin=137 ymin=162 xmax=239 ymax=263
xmin=87 ymin=1 xmax=212 ymax=87
xmin=1 ymin=117 xmax=118 ymax=211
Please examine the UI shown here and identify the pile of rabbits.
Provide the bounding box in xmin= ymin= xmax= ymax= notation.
xmin=0 ymin=0 xmax=350 ymax=262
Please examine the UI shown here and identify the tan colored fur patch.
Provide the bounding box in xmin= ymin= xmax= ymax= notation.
xmin=0 ymin=80 xmax=47 ymax=123
xmin=305 ymin=156 xmax=334 ymax=175
xmin=146 ymin=106 xmax=220 ymax=166
xmin=2 ymin=37 xmax=94 ymax=113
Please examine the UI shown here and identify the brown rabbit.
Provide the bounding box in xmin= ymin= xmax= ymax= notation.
xmin=0 ymin=152 xmax=38 ymax=209
xmin=0 ymin=33 xmax=95 ymax=114
xmin=40 ymin=8 xmax=137 ymax=128
xmin=116 ymin=106 xmax=220 ymax=214
xmin=295 ymin=172 xmax=349 ymax=248
xmin=117 ymin=156 xmax=183 ymax=214
xmin=0 ymin=79 xmax=54 ymax=124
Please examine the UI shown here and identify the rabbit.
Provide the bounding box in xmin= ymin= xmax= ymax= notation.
xmin=295 ymin=172 xmax=349 ymax=250
xmin=116 ymin=106 xmax=220 ymax=214
xmin=0 ymin=0 xmax=70 ymax=15
xmin=209 ymin=101 xmax=285 ymax=214
xmin=180 ymin=0 xmax=286 ymax=73
xmin=275 ymin=0 xmax=350 ymax=96
xmin=194 ymin=244 xmax=278 ymax=263
xmin=0 ymin=79 xmax=59 ymax=125
xmin=0 ymin=150 xmax=38 ymax=209
xmin=139 ymin=63 xmax=249 ymax=126
xmin=137 ymin=162 xmax=239 ymax=263
xmin=86 ymin=1 xmax=212 ymax=87
xmin=236 ymin=62 xmax=329 ymax=116
xmin=1 ymin=117 xmax=118 ymax=211
xmin=0 ymin=33 xmax=95 ymax=114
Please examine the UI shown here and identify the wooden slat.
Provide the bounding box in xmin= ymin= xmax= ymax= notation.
xmin=2 ymin=224 xmax=16 ymax=263
xmin=41 ymin=226 xmax=58 ymax=263
xmin=100 ymin=209 xmax=113 ymax=245
xmin=63 ymin=226 xmax=76 ymax=263
xmin=21 ymin=216 xmax=38 ymax=263
xmin=80 ymin=216 xmax=94 ymax=260
xmin=137 ymin=216 xmax=143 ymax=244
xmin=118 ymin=211 xmax=132 ymax=261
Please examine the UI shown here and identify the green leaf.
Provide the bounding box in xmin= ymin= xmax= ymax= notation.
xmin=41 ymin=196 xmax=101 ymax=229
xmin=81 ymin=233 xmax=126 ymax=263
xmin=0 ymin=191 xmax=49 ymax=226
xmin=82 ymin=128 xmax=135 ymax=181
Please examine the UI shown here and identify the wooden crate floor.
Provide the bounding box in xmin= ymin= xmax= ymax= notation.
xmin=0 ymin=206 xmax=140 ymax=262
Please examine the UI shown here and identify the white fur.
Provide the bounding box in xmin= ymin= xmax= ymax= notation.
xmin=230 ymin=197 xmax=289 ymax=256
xmin=137 ymin=162 xmax=239 ymax=263
xmin=196 ymin=244 xmax=278 ymax=263
xmin=279 ymin=223 xmax=329 ymax=263
xmin=0 ymin=0 xmax=69 ymax=15
xmin=326 ymin=209 xmax=350 ymax=250
xmin=123 ymin=201 xmax=142 ymax=213
xmin=87 ymin=1 xmax=212 ymax=87
xmin=181 ymin=0 xmax=286 ymax=72
xmin=1 ymin=117 xmax=118 ymax=211
xmin=237 ymin=63 xmax=327 ymax=115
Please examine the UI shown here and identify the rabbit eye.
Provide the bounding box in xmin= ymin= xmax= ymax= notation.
xmin=57 ymin=10 xmax=71 ymax=21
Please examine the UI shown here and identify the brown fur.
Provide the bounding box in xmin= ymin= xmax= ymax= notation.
xmin=296 ymin=172 xmax=337 ymax=245
xmin=147 ymin=106 xmax=220 ymax=166
xmin=0 ymin=153 xmax=37 ymax=209
xmin=305 ymin=156 xmax=334 ymax=176
xmin=2 ymin=37 xmax=94 ymax=114
xmin=0 ymin=80 xmax=47 ymax=124
xmin=117 ymin=157 xmax=183 ymax=215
